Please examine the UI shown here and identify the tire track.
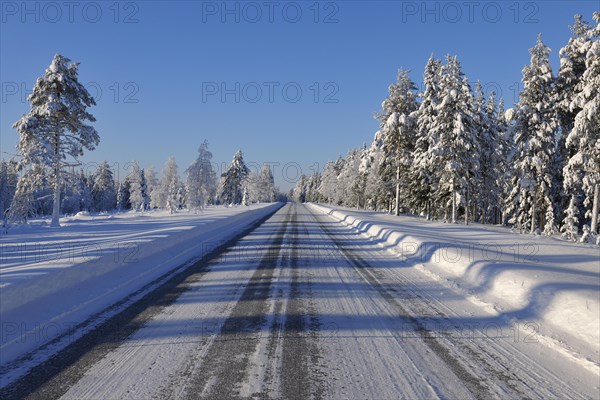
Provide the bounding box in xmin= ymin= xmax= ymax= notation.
xmin=179 ymin=206 xmax=292 ymax=399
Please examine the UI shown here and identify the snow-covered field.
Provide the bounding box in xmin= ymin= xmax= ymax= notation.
xmin=0 ymin=203 xmax=282 ymax=384
xmin=308 ymin=203 xmax=600 ymax=368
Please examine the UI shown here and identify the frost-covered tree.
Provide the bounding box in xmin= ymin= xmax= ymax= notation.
xmin=13 ymin=54 xmax=99 ymax=227
xmin=429 ymin=55 xmax=480 ymax=224
xmin=337 ymin=148 xmax=362 ymax=208
xmin=558 ymin=15 xmax=596 ymax=223
xmin=145 ymin=166 xmax=158 ymax=209
xmin=0 ymin=160 xmax=18 ymax=224
xmin=92 ymin=161 xmax=116 ymax=212
xmin=140 ymin=169 xmax=150 ymax=211
xmin=258 ymin=164 xmax=276 ymax=202
xmin=477 ymin=89 xmax=505 ymax=224
xmin=186 ymin=140 xmax=217 ymax=212
xmin=218 ymin=150 xmax=249 ymax=205
xmin=62 ymin=169 xmax=92 ymax=214
xmin=506 ymin=35 xmax=558 ymax=234
xmin=564 ymin=13 xmax=600 ymax=237
xmin=318 ymin=160 xmax=340 ymax=204
xmin=116 ymin=177 xmax=131 ymax=211
xmin=8 ymin=164 xmax=48 ymax=223
xmin=413 ymin=55 xmax=443 ymax=218
xmin=242 ymin=185 xmax=250 ymax=206
xmin=152 ymin=157 xmax=180 ymax=210
xmin=128 ymin=161 xmax=145 ymax=211
xmin=377 ymin=68 xmax=419 ymax=215
xmin=561 ymin=196 xmax=579 ymax=241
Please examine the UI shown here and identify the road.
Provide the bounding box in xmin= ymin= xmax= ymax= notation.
xmin=1 ymin=203 xmax=598 ymax=399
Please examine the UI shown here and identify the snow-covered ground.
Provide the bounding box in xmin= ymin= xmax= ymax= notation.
xmin=307 ymin=203 xmax=600 ymax=368
xmin=5 ymin=203 xmax=596 ymax=399
xmin=0 ymin=203 xmax=282 ymax=384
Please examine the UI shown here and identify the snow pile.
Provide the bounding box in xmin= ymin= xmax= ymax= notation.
xmin=0 ymin=203 xmax=282 ymax=368
xmin=308 ymin=203 xmax=600 ymax=359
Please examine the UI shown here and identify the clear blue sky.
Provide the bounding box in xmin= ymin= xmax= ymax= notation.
xmin=1 ymin=1 xmax=598 ymax=190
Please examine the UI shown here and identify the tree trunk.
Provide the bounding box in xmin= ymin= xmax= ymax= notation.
xmin=51 ymin=133 xmax=61 ymax=227
xmin=395 ymin=165 xmax=400 ymax=216
xmin=591 ymin=183 xmax=599 ymax=235
xmin=464 ymin=189 xmax=469 ymax=225
xmin=530 ymin=197 xmax=536 ymax=234
xmin=451 ymin=190 xmax=457 ymax=224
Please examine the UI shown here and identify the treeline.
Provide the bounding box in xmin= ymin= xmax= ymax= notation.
xmin=0 ymin=145 xmax=278 ymax=225
xmin=293 ymin=13 xmax=599 ymax=244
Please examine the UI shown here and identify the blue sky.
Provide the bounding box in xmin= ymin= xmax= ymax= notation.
xmin=1 ymin=0 xmax=599 ymax=190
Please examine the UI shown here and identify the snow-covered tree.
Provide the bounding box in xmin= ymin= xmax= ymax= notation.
xmin=186 ymin=140 xmax=217 ymax=212
xmin=564 ymin=12 xmax=600 ymax=237
xmin=377 ymin=68 xmax=419 ymax=215
xmin=92 ymin=161 xmax=116 ymax=212
xmin=8 ymin=164 xmax=49 ymax=223
xmin=116 ymin=177 xmax=131 ymax=211
xmin=429 ymin=55 xmax=480 ymax=224
xmin=13 ymin=54 xmax=99 ymax=226
xmin=128 ymin=161 xmax=145 ymax=211
xmin=218 ymin=150 xmax=249 ymax=205
xmin=152 ymin=157 xmax=180 ymax=210
xmin=242 ymin=185 xmax=250 ymax=206
xmin=477 ymin=89 xmax=506 ymax=224
xmin=145 ymin=166 xmax=158 ymax=209
xmin=561 ymin=196 xmax=579 ymax=241
xmin=506 ymin=35 xmax=558 ymax=234
xmin=557 ymin=15 xmax=596 ymax=225
xmin=258 ymin=164 xmax=276 ymax=202
xmin=0 ymin=160 xmax=18 ymax=225
xmin=412 ymin=55 xmax=443 ymax=218
xmin=318 ymin=160 xmax=339 ymax=204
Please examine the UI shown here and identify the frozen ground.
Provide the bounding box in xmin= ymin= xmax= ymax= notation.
xmin=0 ymin=203 xmax=281 ymax=384
xmin=1 ymin=203 xmax=598 ymax=399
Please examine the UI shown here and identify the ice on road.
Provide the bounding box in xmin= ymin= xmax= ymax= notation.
xmin=2 ymin=203 xmax=598 ymax=399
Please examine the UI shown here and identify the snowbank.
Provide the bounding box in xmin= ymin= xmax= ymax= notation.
xmin=0 ymin=203 xmax=282 ymax=367
xmin=307 ymin=203 xmax=600 ymax=358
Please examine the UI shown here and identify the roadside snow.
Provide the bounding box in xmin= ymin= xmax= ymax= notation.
xmin=307 ymin=203 xmax=600 ymax=367
xmin=0 ymin=203 xmax=282 ymax=375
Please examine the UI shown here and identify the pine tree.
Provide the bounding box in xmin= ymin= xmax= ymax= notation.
xmin=186 ymin=140 xmax=217 ymax=212
xmin=128 ymin=161 xmax=145 ymax=211
xmin=413 ymin=55 xmax=443 ymax=219
xmin=561 ymin=196 xmax=579 ymax=241
xmin=506 ymin=35 xmax=558 ymax=234
xmin=13 ymin=54 xmax=99 ymax=227
xmin=377 ymin=68 xmax=419 ymax=215
xmin=258 ymin=164 xmax=276 ymax=202
xmin=152 ymin=157 xmax=180 ymax=210
xmin=564 ymin=13 xmax=600 ymax=237
xmin=116 ymin=177 xmax=131 ymax=211
xmin=218 ymin=150 xmax=249 ymax=205
xmin=429 ymin=55 xmax=480 ymax=224
xmin=0 ymin=160 xmax=18 ymax=225
xmin=145 ymin=166 xmax=158 ymax=209
xmin=92 ymin=161 xmax=116 ymax=212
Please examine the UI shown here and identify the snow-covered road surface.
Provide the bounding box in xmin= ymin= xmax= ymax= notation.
xmin=1 ymin=203 xmax=598 ymax=399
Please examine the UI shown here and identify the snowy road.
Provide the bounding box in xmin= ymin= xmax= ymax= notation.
xmin=1 ymin=203 xmax=598 ymax=399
